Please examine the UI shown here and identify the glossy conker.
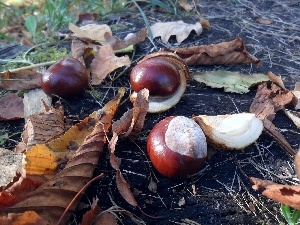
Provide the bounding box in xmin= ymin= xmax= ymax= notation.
xmin=130 ymin=52 xmax=190 ymax=113
xmin=41 ymin=57 xmax=89 ymax=98
xmin=147 ymin=116 xmax=207 ymax=179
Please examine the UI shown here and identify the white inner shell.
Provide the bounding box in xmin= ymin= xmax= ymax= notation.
xmin=201 ymin=113 xmax=263 ymax=149
xmin=165 ymin=116 xmax=207 ymax=158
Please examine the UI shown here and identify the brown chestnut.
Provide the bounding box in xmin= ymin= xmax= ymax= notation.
xmin=130 ymin=52 xmax=190 ymax=113
xmin=41 ymin=57 xmax=89 ymax=98
xmin=147 ymin=116 xmax=207 ymax=179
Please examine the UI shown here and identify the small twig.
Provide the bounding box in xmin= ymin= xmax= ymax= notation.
xmin=1 ymin=60 xmax=56 ymax=73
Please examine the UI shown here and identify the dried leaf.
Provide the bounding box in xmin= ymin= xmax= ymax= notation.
xmin=262 ymin=119 xmax=296 ymax=156
xmin=112 ymin=88 xmax=149 ymax=138
xmin=0 ymin=70 xmax=42 ymax=91
xmin=69 ymin=23 xmax=112 ymax=44
xmin=256 ymin=18 xmax=272 ymax=25
xmin=250 ymin=83 xmax=293 ymax=121
xmin=150 ymin=20 xmax=202 ymax=43
xmin=295 ymin=150 xmax=300 ymax=180
xmin=284 ymin=109 xmax=300 ymax=129
xmin=104 ymin=28 xmax=147 ymax=50
xmin=192 ymin=70 xmax=269 ymax=94
xmin=90 ymin=45 xmax=131 ymax=85
xmin=116 ymin=170 xmax=138 ymax=207
xmin=268 ymin=71 xmax=287 ymax=90
xmin=178 ymin=0 xmax=193 ymax=12
xmin=164 ymin=38 xmax=260 ymax=66
xmin=0 ymin=148 xmax=26 ymax=191
xmin=292 ymin=82 xmax=300 ymax=110
xmin=250 ymin=177 xmax=300 ymax=210
xmin=0 ymin=211 xmax=46 ymax=225
xmin=0 ymin=89 xmax=125 ymax=225
xmin=0 ymin=93 xmax=24 ymax=120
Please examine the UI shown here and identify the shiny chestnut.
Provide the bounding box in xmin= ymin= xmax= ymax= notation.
xmin=147 ymin=116 xmax=207 ymax=179
xmin=41 ymin=57 xmax=89 ymax=98
xmin=130 ymin=52 xmax=190 ymax=113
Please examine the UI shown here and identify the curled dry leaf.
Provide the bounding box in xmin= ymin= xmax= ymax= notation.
xmin=193 ymin=113 xmax=263 ymax=150
xmin=0 ymin=88 xmax=125 ymax=225
xmin=104 ymin=28 xmax=147 ymax=50
xmin=0 ymin=70 xmax=42 ymax=91
xmin=116 ymin=170 xmax=138 ymax=207
xmin=250 ymin=82 xmax=293 ymax=121
xmin=90 ymin=45 xmax=131 ymax=85
xmin=250 ymin=177 xmax=300 ymax=210
xmin=163 ymin=38 xmax=260 ymax=66
xmin=268 ymin=71 xmax=287 ymax=90
xmin=150 ymin=20 xmax=202 ymax=43
xmin=69 ymin=23 xmax=112 ymax=44
xmin=284 ymin=109 xmax=300 ymax=129
xmin=192 ymin=70 xmax=269 ymax=94
xmin=0 ymin=93 xmax=24 ymax=121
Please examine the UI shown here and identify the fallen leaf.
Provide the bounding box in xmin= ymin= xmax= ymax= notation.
xmin=250 ymin=177 xmax=300 ymax=210
xmin=0 ymin=93 xmax=24 ymax=120
xmin=0 ymin=148 xmax=26 ymax=191
xmin=90 ymin=45 xmax=131 ymax=85
xmin=116 ymin=170 xmax=138 ymax=207
xmin=178 ymin=0 xmax=193 ymax=12
xmin=163 ymin=38 xmax=260 ymax=66
xmin=69 ymin=23 xmax=112 ymax=44
xmin=150 ymin=20 xmax=202 ymax=43
xmin=250 ymin=83 xmax=293 ymax=121
xmin=0 ymin=88 xmax=125 ymax=225
xmin=0 ymin=211 xmax=46 ymax=225
xmin=104 ymin=28 xmax=147 ymax=50
xmin=0 ymin=70 xmax=42 ymax=90
xmin=256 ymin=18 xmax=272 ymax=25
xmin=294 ymin=150 xmax=300 ymax=179
xmin=284 ymin=109 xmax=300 ymax=129
xmin=292 ymin=82 xmax=300 ymax=110
xmin=268 ymin=71 xmax=287 ymax=90
xmin=192 ymin=70 xmax=269 ymax=93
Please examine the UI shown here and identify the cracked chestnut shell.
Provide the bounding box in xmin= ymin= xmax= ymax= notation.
xmin=41 ymin=57 xmax=89 ymax=98
xmin=147 ymin=116 xmax=207 ymax=179
xmin=130 ymin=52 xmax=190 ymax=113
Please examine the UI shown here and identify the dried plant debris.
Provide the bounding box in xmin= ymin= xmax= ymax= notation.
xmin=250 ymin=177 xmax=300 ymax=210
xmin=150 ymin=20 xmax=203 ymax=43
xmin=163 ymin=38 xmax=260 ymax=66
xmin=90 ymin=45 xmax=131 ymax=85
xmin=292 ymin=82 xmax=300 ymax=110
xmin=284 ymin=109 xmax=300 ymax=129
xmin=0 ymin=93 xmax=24 ymax=120
xmin=192 ymin=70 xmax=269 ymax=94
xmin=0 ymin=70 xmax=42 ymax=91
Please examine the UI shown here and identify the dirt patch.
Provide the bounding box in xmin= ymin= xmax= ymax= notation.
xmin=1 ymin=0 xmax=300 ymax=224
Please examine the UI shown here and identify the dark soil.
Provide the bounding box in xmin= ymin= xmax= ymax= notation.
xmin=1 ymin=0 xmax=300 ymax=225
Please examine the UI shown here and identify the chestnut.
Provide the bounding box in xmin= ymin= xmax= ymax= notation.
xmin=130 ymin=52 xmax=190 ymax=113
xmin=41 ymin=57 xmax=89 ymax=98
xmin=147 ymin=116 xmax=207 ymax=179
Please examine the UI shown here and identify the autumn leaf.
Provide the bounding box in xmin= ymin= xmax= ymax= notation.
xmin=250 ymin=177 xmax=300 ymax=210
xmin=69 ymin=23 xmax=112 ymax=44
xmin=116 ymin=170 xmax=138 ymax=207
xmin=90 ymin=45 xmax=131 ymax=85
xmin=0 ymin=211 xmax=46 ymax=225
xmin=150 ymin=20 xmax=203 ymax=43
xmin=292 ymin=82 xmax=300 ymax=110
xmin=0 ymin=70 xmax=42 ymax=90
xmin=192 ymin=70 xmax=269 ymax=94
xmin=178 ymin=0 xmax=193 ymax=12
xmin=0 ymin=88 xmax=125 ymax=225
xmin=104 ymin=28 xmax=147 ymax=51
xmin=0 ymin=93 xmax=24 ymax=120
xmin=163 ymin=38 xmax=260 ymax=66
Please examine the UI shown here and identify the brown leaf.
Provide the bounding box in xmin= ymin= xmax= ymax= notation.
xmin=262 ymin=119 xmax=296 ymax=156
xmin=112 ymin=88 xmax=149 ymax=138
xmin=295 ymin=150 xmax=300 ymax=180
xmin=116 ymin=170 xmax=138 ymax=207
xmin=0 ymin=93 xmax=24 ymax=120
xmin=268 ymin=71 xmax=287 ymax=90
xmin=151 ymin=20 xmax=203 ymax=43
xmin=163 ymin=38 xmax=260 ymax=66
xmin=90 ymin=45 xmax=131 ymax=85
xmin=0 ymin=88 xmax=125 ymax=225
xmin=292 ymin=82 xmax=300 ymax=110
xmin=0 ymin=70 xmax=42 ymax=91
xmin=81 ymin=198 xmax=117 ymax=225
xmin=250 ymin=177 xmax=300 ymax=210
xmin=104 ymin=28 xmax=147 ymax=50
xmin=0 ymin=211 xmax=46 ymax=225
xmin=178 ymin=0 xmax=193 ymax=12
xmin=250 ymin=83 xmax=293 ymax=121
